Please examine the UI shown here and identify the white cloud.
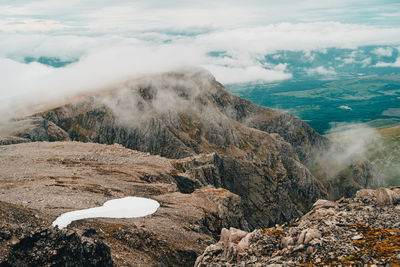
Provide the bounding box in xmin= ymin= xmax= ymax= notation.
xmin=191 ymin=23 xmax=400 ymax=56
xmin=375 ymin=59 xmax=400 ymax=67
xmin=338 ymin=50 xmax=372 ymax=67
xmin=339 ymin=105 xmax=352 ymax=110
xmin=306 ymin=66 xmax=336 ymax=76
xmin=2 ymin=0 xmax=398 ymax=31
xmin=361 ymin=57 xmax=371 ymax=67
xmin=0 ymin=21 xmax=399 ymax=123
xmin=372 ymin=47 xmax=393 ymax=57
xmin=317 ymin=123 xmax=382 ymax=179
xmin=203 ymin=64 xmax=291 ymax=84
xmin=1 ymin=1 xmax=400 ymax=127
xmin=375 ymin=47 xmax=400 ymax=67
xmin=1 ymin=21 xmax=400 ymax=63
xmin=0 ymin=18 xmax=69 ymax=32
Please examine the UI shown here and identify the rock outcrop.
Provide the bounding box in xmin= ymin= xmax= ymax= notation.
xmin=195 ymin=187 xmax=400 ymax=266
xmin=0 ymin=201 xmax=113 ymax=267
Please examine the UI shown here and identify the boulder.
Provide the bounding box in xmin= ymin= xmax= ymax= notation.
xmin=376 ymin=187 xmax=400 ymax=205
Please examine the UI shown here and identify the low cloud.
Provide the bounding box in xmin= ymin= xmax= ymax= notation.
xmin=316 ymin=123 xmax=383 ymax=184
xmin=372 ymin=47 xmax=393 ymax=57
xmin=1 ymin=1 xmax=400 ymax=132
xmin=339 ymin=105 xmax=352 ymax=110
xmin=306 ymin=66 xmax=336 ymax=76
xmin=375 ymin=57 xmax=400 ymax=67
xmin=204 ymin=64 xmax=291 ymax=84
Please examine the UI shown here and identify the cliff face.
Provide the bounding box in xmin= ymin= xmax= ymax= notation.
xmin=2 ymin=70 xmax=329 ymax=229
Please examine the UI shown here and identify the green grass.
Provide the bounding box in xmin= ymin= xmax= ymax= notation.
xmin=229 ymin=75 xmax=400 ymax=134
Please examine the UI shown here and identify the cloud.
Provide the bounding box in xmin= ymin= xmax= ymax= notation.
xmin=339 ymin=105 xmax=352 ymax=110
xmin=2 ymin=0 xmax=399 ymax=31
xmin=203 ymin=64 xmax=291 ymax=84
xmin=336 ymin=50 xmax=372 ymax=67
xmin=0 ymin=45 xmax=194 ymax=120
xmin=2 ymin=20 xmax=400 ymax=65
xmin=0 ymin=21 xmax=399 ymax=125
xmin=0 ymin=42 xmax=290 ymax=124
xmin=306 ymin=66 xmax=336 ymax=76
xmin=375 ymin=60 xmax=400 ymax=67
xmin=0 ymin=18 xmax=69 ymax=32
xmin=316 ymin=123 xmax=383 ymax=182
xmin=372 ymin=47 xmax=393 ymax=57
xmin=1 ymin=1 xmax=400 ymax=129
xmin=375 ymin=49 xmax=400 ymax=67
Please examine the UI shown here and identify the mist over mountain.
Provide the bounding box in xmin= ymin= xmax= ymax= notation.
xmin=0 ymin=69 xmax=383 ymax=265
xmin=1 ymin=1 xmax=400 ymax=266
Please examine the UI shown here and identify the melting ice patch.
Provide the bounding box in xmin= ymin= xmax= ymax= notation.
xmin=52 ymin=197 xmax=160 ymax=229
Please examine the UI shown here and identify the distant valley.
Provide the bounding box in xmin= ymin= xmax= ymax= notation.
xmin=223 ymin=46 xmax=400 ymax=133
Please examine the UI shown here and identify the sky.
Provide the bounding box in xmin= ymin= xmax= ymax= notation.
xmin=0 ymin=0 xmax=400 ymax=119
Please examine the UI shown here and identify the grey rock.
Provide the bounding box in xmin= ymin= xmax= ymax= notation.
xmin=376 ymin=187 xmax=400 ymax=205
xmin=356 ymin=189 xmax=376 ymax=199
xmin=304 ymin=229 xmax=321 ymax=244
xmin=0 ymin=227 xmax=113 ymax=267
xmin=195 ymin=188 xmax=400 ymax=266
xmin=312 ymin=199 xmax=338 ymax=210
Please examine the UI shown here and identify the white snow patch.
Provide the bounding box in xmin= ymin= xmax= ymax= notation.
xmin=52 ymin=197 xmax=160 ymax=229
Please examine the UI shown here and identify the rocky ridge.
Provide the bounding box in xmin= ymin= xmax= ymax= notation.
xmin=195 ymin=187 xmax=400 ymax=266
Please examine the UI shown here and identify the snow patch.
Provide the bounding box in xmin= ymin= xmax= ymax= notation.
xmin=52 ymin=197 xmax=160 ymax=229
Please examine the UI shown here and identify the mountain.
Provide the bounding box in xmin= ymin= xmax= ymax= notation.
xmin=1 ymin=69 xmax=332 ymax=228
xmin=0 ymin=69 xmax=377 ymax=266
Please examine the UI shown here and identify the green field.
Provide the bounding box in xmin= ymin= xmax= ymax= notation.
xmin=228 ymin=75 xmax=400 ymax=134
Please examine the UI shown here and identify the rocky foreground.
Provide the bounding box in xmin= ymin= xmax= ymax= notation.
xmin=195 ymin=187 xmax=400 ymax=266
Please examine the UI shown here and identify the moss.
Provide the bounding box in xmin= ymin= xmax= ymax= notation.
xmin=263 ymin=228 xmax=284 ymax=238
xmin=100 ymin=223 xmax=124 ymax=235
xmin=314 ymin=224 xmax=400 ymax=266
xmin=352 ymin=224 xmax=400 ymax=264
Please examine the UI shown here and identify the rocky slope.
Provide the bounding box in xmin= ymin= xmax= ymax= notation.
xmin=195 ymin=187 xmax=400 ymax=266
xmin=0 ymin=69 xmax=379 ymax=266
xmin=0 ymin=141 xmax=252 ymax=266
xmin=0 ymin=69 xmax=334 ymax=229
